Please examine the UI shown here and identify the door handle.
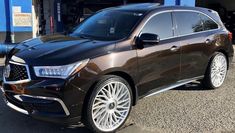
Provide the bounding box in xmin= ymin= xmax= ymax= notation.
xmin=170 ymin=46 xmax=180 ymax=52
xmin=205 ymin=39 xmax=212 ymax=44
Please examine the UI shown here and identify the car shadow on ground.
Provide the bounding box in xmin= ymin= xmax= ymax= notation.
xmin=173 ymin=81 xmax=214 ymax=91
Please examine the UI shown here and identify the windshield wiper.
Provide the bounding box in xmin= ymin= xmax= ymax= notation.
xmin=69 ymin=33 xmax=93 ymax=40
xmin=79 ymin=34 xmax=91 ymax=39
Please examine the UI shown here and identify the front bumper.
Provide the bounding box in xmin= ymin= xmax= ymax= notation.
xmin=3 ymin=93 xmax=69 ymax=116
xmin=1 ymin=59 xmax=99 ymax=126
xmin=3 ymin=95 xmax=29 ymax=115
xmin=1 ymin=87 xmax=29 ymax=115
xmin=0 ymin=77 xmax=89 ymax=125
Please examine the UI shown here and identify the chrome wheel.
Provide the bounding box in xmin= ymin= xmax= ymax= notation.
xmin=91 ymin=81 xmax=131 ymax=132
xmin=210 ymin=54 xmax=227 ymax=88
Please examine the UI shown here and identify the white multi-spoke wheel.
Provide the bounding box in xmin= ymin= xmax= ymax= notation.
xmin=85 ymin=75 xmax=132 ymax=133
xmin=203 ymin=52 xmax=228 ymax=89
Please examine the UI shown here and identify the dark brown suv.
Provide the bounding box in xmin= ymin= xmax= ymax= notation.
xmin=1 ymin=3 xmax=234 ymax=133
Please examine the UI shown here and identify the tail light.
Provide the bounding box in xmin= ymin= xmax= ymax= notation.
xmin=228 ymin=32 xmax=233 ymax=42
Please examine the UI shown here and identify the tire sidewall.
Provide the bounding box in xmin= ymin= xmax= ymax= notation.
xmin=208 ymin=52 xmax=228 ymax=89
xmin=85 ymin=75 xmax=133 ymax=133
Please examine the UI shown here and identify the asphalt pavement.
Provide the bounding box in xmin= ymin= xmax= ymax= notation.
xmin=125 ymin=50 xmax=235 ymax=133
xmin=0 ymin=48 xmax=235 ymax=133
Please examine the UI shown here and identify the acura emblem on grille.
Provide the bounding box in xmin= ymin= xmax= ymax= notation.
xmin=4 ymin=65 xmax=11 ymax=78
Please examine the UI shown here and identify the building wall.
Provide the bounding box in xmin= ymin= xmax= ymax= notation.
xmin=0 ymin=0 xmax=11 ymax=42
xmin=0 ymin=0 xmax=33 ymax=43
xmin=165 ymin=0 xmax=195 ymax=6
xmin=11 ymin=0 xmax=33 ymax=32
xmin=164 ymin=0 xmax=176 ymax=6
xmin=179 ymin=0 xmax=195 ymax=6
xmin=0 ymin=0 xmax=8 ymax=32
xmin=11 ymin=0 xmax=33 ymax=43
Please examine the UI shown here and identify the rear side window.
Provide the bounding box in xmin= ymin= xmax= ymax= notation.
xmin=200 ymin=14 xmax=219 ymax=30
xmin=174 ymin=12 xmax=204 ymax=36
xmin=141 ymin=12 xmax=173 ymax=40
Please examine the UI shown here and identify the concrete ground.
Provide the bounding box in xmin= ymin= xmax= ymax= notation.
xmin=0 ymin=46 xmax=234 ymax=133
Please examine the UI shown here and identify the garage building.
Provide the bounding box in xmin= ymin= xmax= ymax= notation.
xmin=0 ymin=0 xmax=234 ymax=43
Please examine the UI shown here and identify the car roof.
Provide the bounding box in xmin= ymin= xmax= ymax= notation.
xmin=116 ymin=3 xmax=161 ymax=12
xmin=104 ymin=3 xmax=214 ymax=15
xmin=100 ymin=3 xmax=221 ymax=25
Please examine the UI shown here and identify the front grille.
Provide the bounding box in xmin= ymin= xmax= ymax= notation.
xmin=5 ymin=62 xmax=30 ymax=82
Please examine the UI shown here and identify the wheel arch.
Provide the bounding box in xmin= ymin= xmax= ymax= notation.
xmin=106 ymin=71 xmax=138 ymax=106
xmin=81 ymin=71 xmax=138 ymax=122
xmin=202 ymin=49 xmax=229 ymax=81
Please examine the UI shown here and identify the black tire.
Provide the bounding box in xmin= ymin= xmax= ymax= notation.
xmin=202 ymin=52 xmax=228 ymax=89
xmin=84 ymin=75 xmax=133 ymax=133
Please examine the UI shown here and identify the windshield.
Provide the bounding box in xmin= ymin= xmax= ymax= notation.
xmin=70 ymin=10 xmax=143 ymax=41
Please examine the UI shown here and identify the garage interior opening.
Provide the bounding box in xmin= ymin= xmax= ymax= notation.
xmin=196 ymin=0 xmax=235 ymax=43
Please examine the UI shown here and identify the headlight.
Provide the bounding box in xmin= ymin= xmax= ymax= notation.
xmin=34 ymin=59 xmax=89 ymax=79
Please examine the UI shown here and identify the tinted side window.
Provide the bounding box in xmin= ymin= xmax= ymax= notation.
xmin=200 ymin=14 xmax=219 ymax=30
xmin=174 ymin=12 xmax=203 ymax=35
xmin=141 ymin=12 xmax=173 ymax=40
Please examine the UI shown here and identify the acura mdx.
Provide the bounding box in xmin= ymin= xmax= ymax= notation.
xmin=1 ymin=3 xmax=234 ymax=133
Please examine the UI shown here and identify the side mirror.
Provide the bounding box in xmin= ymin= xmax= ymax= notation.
xmin=139 ymin=33 xmax=160 ymax=44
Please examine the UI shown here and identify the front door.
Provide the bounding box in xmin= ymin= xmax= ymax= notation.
xmin=136 ymin=12 xmax=181 ymax=96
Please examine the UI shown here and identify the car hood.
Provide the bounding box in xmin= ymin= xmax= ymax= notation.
xmin=10 ymin=34 xmax=116 ymax=66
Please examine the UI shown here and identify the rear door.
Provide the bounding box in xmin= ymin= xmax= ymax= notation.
xmin=137 ymin=12 xmax=181 ymax=96
xmin=173 ymin=11 xmax=219 ymax=80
